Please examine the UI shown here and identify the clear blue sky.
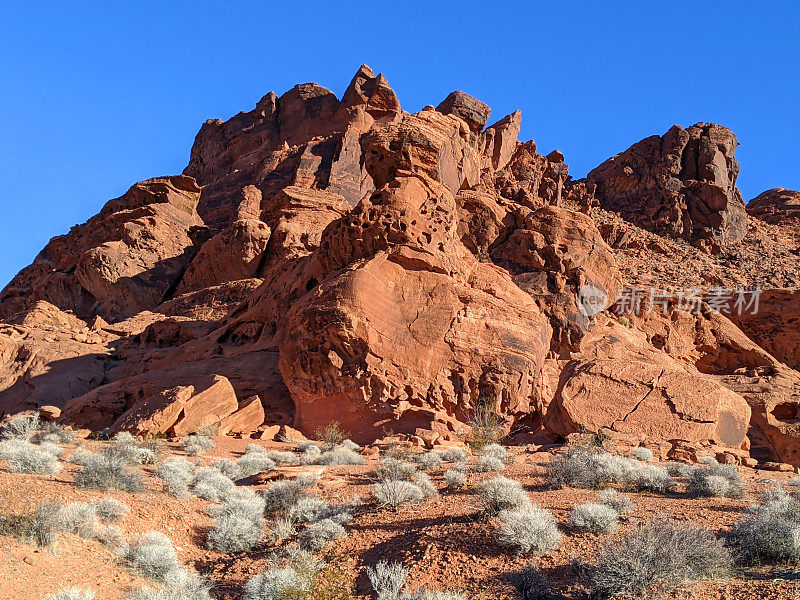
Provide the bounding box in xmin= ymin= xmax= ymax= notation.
xmin=1 ymin=1 xmax=798 ymax=288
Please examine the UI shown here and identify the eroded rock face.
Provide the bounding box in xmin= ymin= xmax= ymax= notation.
xmin=1 ymin=65 xmax=799 ymax=465
xmin=589 ymin=123 xmax=748 ymax=252
xmin=545 ymin=319 xmax=750 ymax=448
xmin=747 ymin=188 xmax=800 ymax=224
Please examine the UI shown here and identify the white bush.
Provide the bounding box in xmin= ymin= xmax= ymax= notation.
xmin=568 ymin=503 xmax=619 ymax=533
xmin=498 ymin=506 xmax=562 ymax=556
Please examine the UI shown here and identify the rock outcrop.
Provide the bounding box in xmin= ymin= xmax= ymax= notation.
xmin=1 ymin=66 xmax=799 ymax=465
xmin=747 ymin=188 xmax=800 ymax=224
xmin=588 ymin=123 xmax=748 ymax=253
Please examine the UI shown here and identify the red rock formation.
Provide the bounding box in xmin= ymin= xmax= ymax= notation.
xmin=588 ymin=123 xmax=748 ymax=253
xmin=747 ymin=188 xmax=800 ymax=224
xmin=1 ymin=65 xmax=799 ymax=466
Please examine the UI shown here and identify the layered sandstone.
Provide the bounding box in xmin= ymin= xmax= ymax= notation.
xmin=1 ymin=65 xmax=798 ymax=465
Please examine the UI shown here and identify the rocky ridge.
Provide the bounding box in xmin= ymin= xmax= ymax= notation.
xmin=1 ymin=65 xmax=799 ymax=466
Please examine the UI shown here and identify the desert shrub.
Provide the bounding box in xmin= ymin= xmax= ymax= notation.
xmin=474 ymin=455 xmax=504 ymax=473
xmin=31 ymin=421 xmax=76 ymax=445
xmin=244 ymin=549 xmax=326 ymax=600
xmin=96 ymin=525 xmax=125 ymax=552
xmin=110 ymin=432 xmax=157 ymax=465
xmin=208 ymin=488 xmax=265 ymax=520
xmin=367 ymin=560 xmax=408 ymax=600
xmin=547 ymin=448 xmax=621 ymax=489
xmin=0 ymin=413 xmax=40 ymax=440
xmin=631 ymin=446 xmax=653 ymax=462
xmin=261 ymin=478 xmax=314 ymax=516
xmin=509 ymin=564 xmax=555 ymax=600
xmin=597 ymin=489 xmax=634 ymax=515
xmin=0 ymin=439 xmax=62 ymax=475
xmin=416 ymin=452 xmax=443 ymax=471
xmin=208 ymin=512 xmax=264 ymax=553
xmin=66 ymin=446 xmax=94 ymax=466
xmin=787 ymin=476 xmax=800 ymax=487
xmin=1 ymin=501 xmax=67 ymax=547
xmin=94 ymin=498 xmax=129 ymax=522
xmin=179 ymin=434 xmax=214 ymax=457
xmin=413 ymin=472 xmax=439 ymax=498
xmin=377 ymin=458 xmax=417 ymax=481
xmin=265 ymin=450 xmax=299 ymax=466
xmin=124 ymin=531 xmax=183 ymax=582
xmin=299 ymin=518 xmax=346 ymax=550
xmin=156 ymin=457 xmax=195 ymax=497
xmin=664 ymin=461 xmax=695 ymax=478
xmin=301 ymin=444 xmax=323 ymax=465
xmin=342 ymin=439 xmax=360 ymax=452
xmin=64 ymin=502 xmax=98 ymax=538
xmin=209 ymin=458 xmax=240 ymax=480
xmin=728 ymin=493 xmax=800 ymax=564
xmin=315 ymin=421 xmax=347 ymax=450
xmin=466 ymin=401 xmax=504 ymax=452
xmin=591 ymin=519 xmax=731 ymax=598
xmin=498 ymin=506 xmax=562 ymax=556
xmin=439 ymin=447 xmax=467 ymax=463
xmin=479 ymin=476 xmax=531 ymax=515
xmin=480 ymin=443 xmax=508 ymax=463
xmin=125 ymin=569 xmax=212 ymax=600
xmin=316 ymin=447 xmax=365 ymax=466
xmin=374 ymin=480 xmax=425 ymax=510
xmin=289 ymin=497 xmax=329 ymax=524
xmin=74 ymin=448 xmax=144 ymax=492
xmin=688 ymin=460 xmax=743 ymax=499
xmin=568 ymin=503 xmax=618 ymax=534
xmin=191 ymin=467 xmax=234 ymax=502
xmin=627 ymin=464 xmax=672 ymax=494
xmin=44 ymin=589 xmax=95 ymax=600
xmin=443 ymin=469 xmax=467 ymax=489
xmin=403 ymin=592 xmax=471 ymax=600
xmin=269 ymin=517 xmax=296 ymax=543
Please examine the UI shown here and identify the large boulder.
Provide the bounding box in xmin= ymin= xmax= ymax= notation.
xmin=588 ymin=123 xmax=748 ymax=252
xmin=545 ymin=319 xmax=751 ymax=448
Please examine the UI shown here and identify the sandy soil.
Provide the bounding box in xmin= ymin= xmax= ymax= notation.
xmin=2 ymin=436 xmax=800 ymax=600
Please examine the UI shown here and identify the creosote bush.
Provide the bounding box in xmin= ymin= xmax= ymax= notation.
xmin=466 ymin=401 xmax=504 ymax=452
xmin=497 ymin=505 xmax=562 ymax=556
xmin=591 ymin=519 xmax=731 ymax=598
xmin=568 ymin=503 xmax=619 ymax=534
xmin=315 ymin=421 xmax=347 ymax=450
